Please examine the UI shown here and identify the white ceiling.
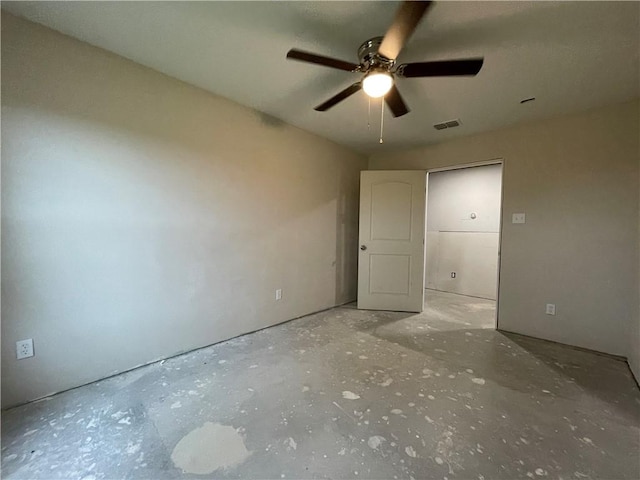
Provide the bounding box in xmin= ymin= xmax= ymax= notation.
xmin=3 ymin=1 xmax=639 ymax=154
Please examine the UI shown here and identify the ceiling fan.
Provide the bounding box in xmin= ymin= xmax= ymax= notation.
xmin=285 ymin=1 xmax=483 ymax=118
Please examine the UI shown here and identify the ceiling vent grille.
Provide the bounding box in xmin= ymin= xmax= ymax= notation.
xmin=434 ymin=119 xmax=461 ymax=130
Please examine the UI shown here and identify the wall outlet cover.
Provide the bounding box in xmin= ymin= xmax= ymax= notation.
xmin=545 ymin=304 xmax=556 ymax=315
xmin=275 ymin=289 xmax=282 ymax=301
xmin=512 ymin=213 xmax=526 ymax=224
xmin=16 ymin=338 xmax=34 ymax=360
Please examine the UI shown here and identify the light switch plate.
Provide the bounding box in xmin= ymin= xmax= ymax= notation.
xmin=512 ymin=213 xmax=526 ymax=224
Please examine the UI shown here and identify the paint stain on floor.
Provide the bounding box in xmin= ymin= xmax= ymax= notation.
xmin=170 ymin=422 xmax=250 ymax=474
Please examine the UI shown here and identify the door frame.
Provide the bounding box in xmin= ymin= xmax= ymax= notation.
xmin=425 ymin=158 xmax=505 ymax=329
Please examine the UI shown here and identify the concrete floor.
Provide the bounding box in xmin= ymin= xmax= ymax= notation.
xmin=2 ymin=290 xmax=639 ymax=479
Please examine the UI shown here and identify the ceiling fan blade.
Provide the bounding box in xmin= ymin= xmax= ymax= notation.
xmin=397 ymin=58 xmax=484 ymax=77
xmin=314 ymin=83 xmax=362 ymax=111
xmin=378 ymin=1 xmax=432 ymax=61
xmin=385 ymin=85 xmax=410 ymax=117
xmin=286 ymin=49 xmax=359 ymax=72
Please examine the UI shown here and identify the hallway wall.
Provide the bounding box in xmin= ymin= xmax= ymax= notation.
xmin=426 ymin=165 xmax=502 ymax=300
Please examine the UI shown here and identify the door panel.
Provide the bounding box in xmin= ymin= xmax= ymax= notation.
xmin=358 ymin=171 xmax=426 ymax=312
xmin=369 ymin=254 xmax=411 ymax=294
xmin=371 ymin=182 xmax=413 ymax=240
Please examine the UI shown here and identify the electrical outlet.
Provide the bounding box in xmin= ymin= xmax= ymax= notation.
xmin=545 ymin=304 xmax=556 ymax=316
xmin=451 ymin=272 xmax=456 ymax=279
xmin=512 ymin=213 xmax=526 ymax=224
xmin=16 ymin=339 xmax=34 ymax=360
xmin=275 ymin=289 xmax=282 ymax=301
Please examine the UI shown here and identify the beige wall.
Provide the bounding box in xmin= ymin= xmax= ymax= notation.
xmin=371 ymin=99 xmax=640 ymax=360
xmin=631 ymin=161 xmax=640 ymax=383
xmin=1 ymin=13 xmax=367 ymax=407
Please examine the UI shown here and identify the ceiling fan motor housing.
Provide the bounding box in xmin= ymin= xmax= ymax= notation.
xmin=358 ymin=37 xmax=394 ymax=71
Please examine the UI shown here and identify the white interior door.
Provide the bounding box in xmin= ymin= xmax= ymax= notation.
xmin=358 ymin=170 xmax=426 ymax=312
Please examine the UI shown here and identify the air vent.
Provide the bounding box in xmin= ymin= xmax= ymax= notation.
xmin=433 ymin=119 xmax=461 ymax=130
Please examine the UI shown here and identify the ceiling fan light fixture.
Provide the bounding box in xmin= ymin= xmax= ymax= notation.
xmin=362 ymin=71 xmax=393 ymax=98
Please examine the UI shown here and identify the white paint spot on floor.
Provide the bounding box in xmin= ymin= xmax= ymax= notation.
xmin=542 ymin=390 xmax=551 ymax=394
xmin=338 ymin=448 xmax=346 ymax=456
xmin=342 ymin=391 xmax=360 ymax=400
xmin=302 ymin=386 xmax=310 ymax=392
xmin=358 ymin=355 xmax=368 ymax=360
xmin=126 ymin=442 xmax=141 ymax=455
xmin=466 ymin=369 xmax=474 ymax=374
xmin=580 ymin=437 xmax=595 ymax=446
xmin=286 ymin=437 xmax=297 ymax=451
xmin=535 ymin=468 xmax=547 ymax=476
xmin=379 ymin=378 xmax=393 ymax=387
xmin=427 ymin=395 xmax=435 ymax=400
xmin=422 ymin=368 xmax=433 ymax=376
xmin=171 ymin=422 xmax=250 ymax=474
xmin=435 ymin=457 xmax=444 ymax=465
xmin=391 ymin=409 xmax=403 ymax=415
xmin=118 ymin=417 xmax=132 ymax=425
xmin=425 ymin=416 xmax=434 ymax=423
xmin=368 ymin=436 xmax=386 ymax=449
xmin=218 ymin=360 xmax=227 ymax=365
xmin=405 ymin=446 xmax=417 ymax=458
xmin=171 ymin=401 xmax=182 ymax=409
xmin=472 ymin=378 xmax=486 ymax=385
xmin=249 ymin=365 xmax=258 ymax=369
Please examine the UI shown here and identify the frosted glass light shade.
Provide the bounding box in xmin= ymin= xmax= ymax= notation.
xmin=362 ymin=72 xmax=393 ymax=98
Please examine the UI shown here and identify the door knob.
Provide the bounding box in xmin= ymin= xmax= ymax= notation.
xmin=360 ymin=245 xmax=367 ymax=251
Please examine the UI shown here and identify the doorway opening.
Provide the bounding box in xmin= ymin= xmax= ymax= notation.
xmin=425 ymin=161 xmax=503 ymax=329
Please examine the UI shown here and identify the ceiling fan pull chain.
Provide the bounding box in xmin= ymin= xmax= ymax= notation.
xmin=367 ymin=97 xmax=371 ymax=130
xmin=379 ymin=98 xmax=384 ymax=144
